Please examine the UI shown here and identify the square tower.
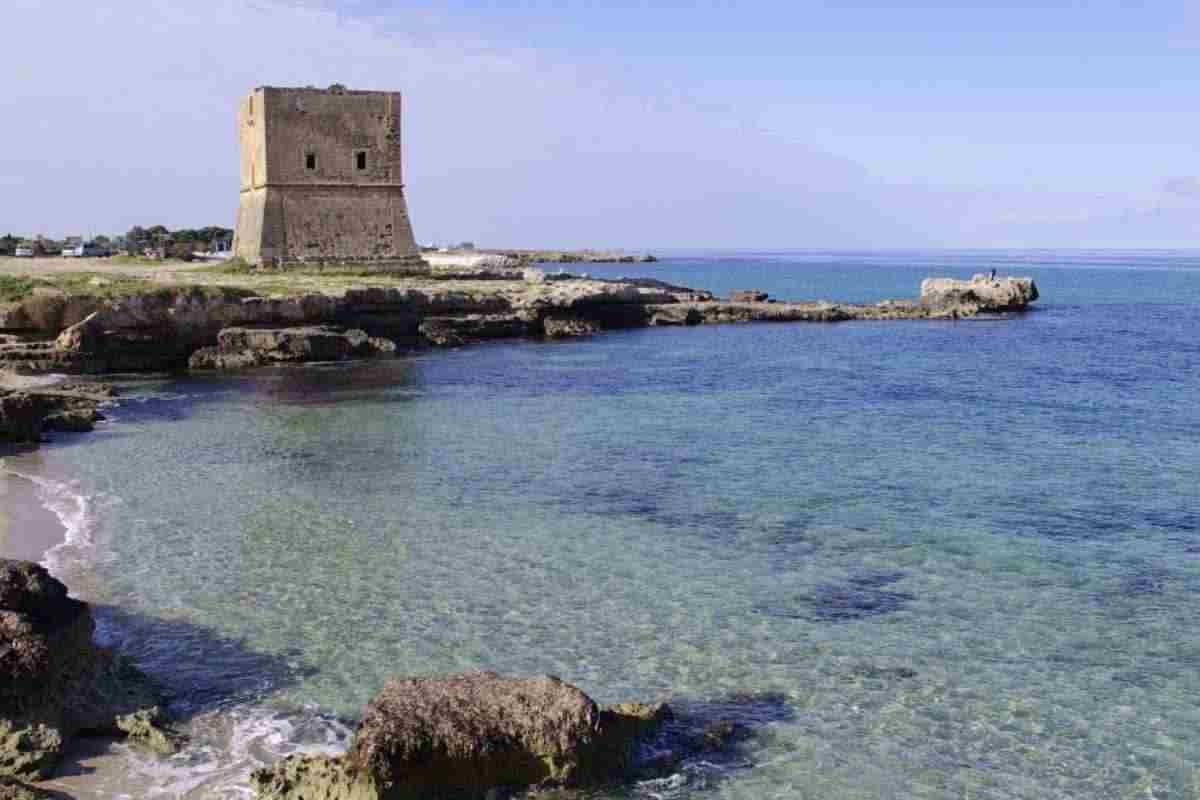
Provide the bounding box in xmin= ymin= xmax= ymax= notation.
xmin=233 ymin=85 xmax=423 ymax=267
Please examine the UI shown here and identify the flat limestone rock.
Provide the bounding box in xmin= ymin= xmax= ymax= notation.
xmin=252 ymin=672 xmax=671 ymax=800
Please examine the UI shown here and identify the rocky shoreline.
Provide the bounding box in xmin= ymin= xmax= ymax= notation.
xmin=0 ymin=271 xmax=1037 ymax=443
xmin=2 ymin=560 xmax=762 ymax=800
xmin=0 ymin=561 xmax=178 ymax=797
xmin=0 ymin=270 xmax=1040 ymax=797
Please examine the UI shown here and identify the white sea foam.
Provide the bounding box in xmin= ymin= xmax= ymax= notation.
xmin=88 ymin=704 xmax=353 ymax=799
xmin=0 ymin=461 xmax=112 ymax=575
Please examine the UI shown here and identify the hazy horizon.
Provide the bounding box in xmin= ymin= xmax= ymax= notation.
xmin=4 ymin=0 xmax=1198 ymax=249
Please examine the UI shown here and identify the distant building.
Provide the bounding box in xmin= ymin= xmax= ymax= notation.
xmin=233 ymin=85 xmax=422 ymax=268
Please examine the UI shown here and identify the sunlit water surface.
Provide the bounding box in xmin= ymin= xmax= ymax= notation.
xmin=6 ymin=251 xmax=1200 ymax=799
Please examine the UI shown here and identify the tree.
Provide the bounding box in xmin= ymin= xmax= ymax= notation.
xmin=126 ymin=226 xmax=149 ymax=253
xmin=171 ymin=242 xmax=195 ymax=262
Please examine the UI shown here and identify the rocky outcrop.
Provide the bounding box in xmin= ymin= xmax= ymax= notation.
xmin=647 ymin=306 xmax=704 ymax=326
xmin=189 ymin=326 xmax=396 ymax=370
xmin=0 ymin=384 xmax=111 ymax=443
xmin=0 ymin=560 xmax=177 ymax=780
xmin=920 ymin=274 xmax=1039 ymax=311
xmin=418 ymin=315 xmax=531 ymax=347
xmin=0 ymin=289 xmax=101 ymax=335
xmin=252 ymin=672 xmax=671 ymax=800
xmin=0 ymin=394 xmax=55 ymax=443
xmin=0 ymin=777 xmax=58 ymax=800
xmin=0 ymin=274 xmax=1041 ymax=376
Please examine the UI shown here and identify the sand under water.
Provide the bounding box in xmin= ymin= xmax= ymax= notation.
xmin=4 ymin=250 xmax=1200 ymax=799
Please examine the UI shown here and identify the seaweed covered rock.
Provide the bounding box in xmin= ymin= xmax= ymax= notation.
xmin=252 ymin=672 xmax=671 ymax=800
xmin=0 ymin=560 xmax=177 ymax=780
xmin=542 ymin=316 xmax=602 ymax=339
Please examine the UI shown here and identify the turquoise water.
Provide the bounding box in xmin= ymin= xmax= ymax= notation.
xmin=7 ymin=250 xmax=1200 ymax=798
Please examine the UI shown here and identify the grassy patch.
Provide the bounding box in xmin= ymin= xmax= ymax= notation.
xmin=39 ymin=272 xmax=158 ymax=298
xmin=0 ymin=274 xmax=43 ymax=302
xmin=194 ymin=259 xmax=430 ymax=280
xmin=194 ymin=257 xmax=254 ymax=275
xmin=107 ymin=255 xmax=180 ymax=267
xmin=0 ymin=272 xmax=258 ymax=304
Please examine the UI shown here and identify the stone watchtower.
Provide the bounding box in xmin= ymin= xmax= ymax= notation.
xmin=233 ymin=85 xmax=423 ymax=267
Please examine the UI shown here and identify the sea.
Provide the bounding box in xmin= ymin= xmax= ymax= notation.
xmin=2 ymin=249 xmax=1200 ymax=799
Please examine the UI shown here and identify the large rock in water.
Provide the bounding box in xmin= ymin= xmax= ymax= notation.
xmin=0 ymin=385 xmax=110 ymax=443
xmin=252 ymin=672 xmax=671 ymax=800
xmin=919 ymin=274 xmax=1039 ymax=311
xmin=0 ymin=393 xmax=55 ymax=443
xmin=0 ymin=560 xmax=176 ymax=780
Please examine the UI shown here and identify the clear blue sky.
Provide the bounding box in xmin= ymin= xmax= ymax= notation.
xmin=3 ymin=0 xmax=1197 ymax=247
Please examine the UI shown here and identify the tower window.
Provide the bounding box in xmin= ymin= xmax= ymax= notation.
xmin=305 ymin=153 xmax=317 ymax=171
xmin=356 ymin=151 xmax=368 ymax=171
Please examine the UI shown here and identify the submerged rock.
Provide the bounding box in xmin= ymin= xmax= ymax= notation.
xmin=252 ymin=672 xmax=671 ymax=800
xmin=919 ymin=274 xmax=1039 ymax=311
xmin=0 ymin=560 xmax=178 ymax=780
xmin=189 ymin=326 xmax=396 ymax=370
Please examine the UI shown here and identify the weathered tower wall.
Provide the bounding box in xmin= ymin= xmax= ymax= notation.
xmin=233 ymin=86 xmax=423 ymax=268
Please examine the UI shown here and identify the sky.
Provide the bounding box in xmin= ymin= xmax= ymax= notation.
xmin=2 ymin=0 xmax=1197 ymax=248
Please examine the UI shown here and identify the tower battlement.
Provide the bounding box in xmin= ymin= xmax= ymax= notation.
xmin=233 ymin=85 xmax=422 ymax=267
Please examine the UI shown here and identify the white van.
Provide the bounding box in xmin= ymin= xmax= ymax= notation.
xmin=14 ymin=245 xmax=34 ymax=257
xmin=62 ymin=242 xmax=111 ymax=258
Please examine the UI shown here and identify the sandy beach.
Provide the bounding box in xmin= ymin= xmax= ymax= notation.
xmin=0 ymin=453 xmax=69 ymax=563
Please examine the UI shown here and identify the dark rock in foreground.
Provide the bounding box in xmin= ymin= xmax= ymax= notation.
xmin=0 ymin=560 xmax=178 ymax=780
xmin=0 ymin=394 xmax=55 ymax=444
xmin=252 ymin=672 xmax=671 ymax=800
xmin=0 ymin=777 xmax=58 ymax=800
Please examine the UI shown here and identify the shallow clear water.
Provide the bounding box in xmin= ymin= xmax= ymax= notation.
xmin=7 ymin=250 xmax=1200 ymax=798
